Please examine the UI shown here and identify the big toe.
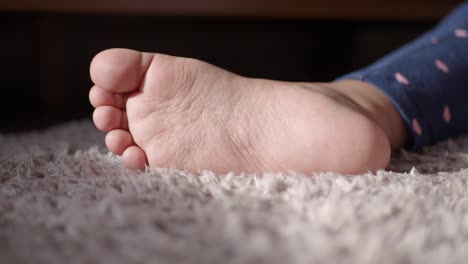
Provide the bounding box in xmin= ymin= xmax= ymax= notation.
xmin=90 ymin=48 xmax=153 ymax=93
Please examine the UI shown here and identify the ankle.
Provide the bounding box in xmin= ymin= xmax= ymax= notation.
xmin=327 ymin=80 xmax=408 ymax=150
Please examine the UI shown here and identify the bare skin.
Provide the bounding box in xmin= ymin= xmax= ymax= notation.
xmin=89 ymin=48 xmax=407 ymax=175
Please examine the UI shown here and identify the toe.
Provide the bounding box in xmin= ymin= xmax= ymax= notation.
xmin=89 ymin=85 xmax=128 ymax=108
xmin=90 ymin=48 xmax=153 ymax=93
xmin=105 ymin=129 xmax=134 ymax=155
xmin=93 ymin=106 xmax=128 ymax=131
xmin=122 ymin=146 xmax=148 ymax=170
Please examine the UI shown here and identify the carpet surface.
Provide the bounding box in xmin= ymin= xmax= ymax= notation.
xmin=1 ymin=120 xmax=468 ymax=264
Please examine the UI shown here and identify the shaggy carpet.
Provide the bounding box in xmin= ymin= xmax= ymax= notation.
xmin=1 ymin=120 xmax=468 ymax=264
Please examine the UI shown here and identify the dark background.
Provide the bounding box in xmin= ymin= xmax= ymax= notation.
xmin=0 ymin=1 xmax=463 ymax=133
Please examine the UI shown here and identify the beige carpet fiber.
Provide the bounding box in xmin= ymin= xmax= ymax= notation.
xmin=1 ymin=120 xmax=468 ymax=264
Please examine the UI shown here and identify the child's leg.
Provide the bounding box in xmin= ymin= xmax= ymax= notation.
xmin=88 ymin=3 xmax=467 ymax=174
xmin=339 ymin=2 xmax=468 ymax=148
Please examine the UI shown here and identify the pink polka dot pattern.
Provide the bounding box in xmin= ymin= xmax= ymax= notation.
xmin=455 ymin=28 xmax=468 ymax=38
xmin=443 ymin=105 xmax=451 ymax=124
xmin=435 ymin=59 xmax=449 ymax=73
xmin=342 ymin=4 xmax=468 ymax=148
xmin=395 ymin=72 xmax=410 ymax=85
xmin=412 ymin=119 xmax=422 ymax=135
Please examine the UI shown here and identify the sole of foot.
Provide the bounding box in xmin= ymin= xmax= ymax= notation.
xmin=90 ymin=48 xmax=395 ymax=175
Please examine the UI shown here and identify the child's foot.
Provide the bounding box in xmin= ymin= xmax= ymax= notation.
xmin=89 ymin=48 xmax=399 ymax=174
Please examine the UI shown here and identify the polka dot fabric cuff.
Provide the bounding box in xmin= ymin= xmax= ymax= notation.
xmin=339 ymin=2 xmax=468 ymax=149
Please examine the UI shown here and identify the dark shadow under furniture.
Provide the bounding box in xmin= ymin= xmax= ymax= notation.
xmin=0 ymin=0 xmax=462 ymax=132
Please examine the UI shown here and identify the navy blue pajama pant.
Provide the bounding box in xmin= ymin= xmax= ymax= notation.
xmin=340 ymin=1 xmax=468 ymax=149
